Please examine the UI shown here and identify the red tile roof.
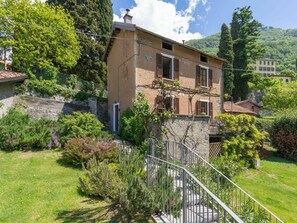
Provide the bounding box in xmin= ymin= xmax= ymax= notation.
xmin=224 ymin=101 xmax=257 ymax=116
xmin=0 ymin=71 xmax=27 ymax=83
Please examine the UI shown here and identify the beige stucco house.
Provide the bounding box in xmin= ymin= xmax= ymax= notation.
xmin=105 ymin=14 xmax=225 ymax=133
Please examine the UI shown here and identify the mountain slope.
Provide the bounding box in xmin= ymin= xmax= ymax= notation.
xmin=186 ymin=27 xmax=297 ymax=71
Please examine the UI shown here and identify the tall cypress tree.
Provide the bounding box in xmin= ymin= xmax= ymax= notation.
xmin=230 ymin=6 xmax=265 ymax=100
xmin=217 ymin=23 xmax=234 ymax=97
xmin=47 ymin=0 xmax=113 ymax=84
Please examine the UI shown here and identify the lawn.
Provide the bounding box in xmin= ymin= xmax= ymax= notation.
xmin=234 ymin=155 xmax=297 ymax=223
xmin=0 ymin=149 xmax=144 ymax=223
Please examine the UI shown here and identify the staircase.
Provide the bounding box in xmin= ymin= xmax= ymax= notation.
xmin=147 ymin=140 xmax=284 ymax=223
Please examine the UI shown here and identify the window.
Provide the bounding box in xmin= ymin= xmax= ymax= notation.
xmin=156 ymin=53 xmax=179 ymax=80
xmin=162 ymin=41 xmax=172 ymax=51
xmin=196 ymin=100 xmax=213 ymax=117
xmin=271 ymin=67 xmax=275 ymax=71
xmin=267 ymin=67 xmax=270 ymax=71
xmin=268 ymin=61 xmax=270 ymax=65
xmin=264 ymin=61 xmax=266 ymax=65
xmin=286 ymin=79 xmax=289 ymax=82
xmin=263 ymin=67 xmax=267 ymax=71
xmin=196 ymin=65 xmax=213 ymax=88
xmin=200 ymin=54 xmax=208 ymax=63
xmin=259 ymin=67 xmax=263 ymax=71
xmin=155 ymin=96 xmax=179 ymax=114
xmin=272 ymin=61 xmax=274 ymax=65
xmin=259 ymin=61 xmax=262 ymax=65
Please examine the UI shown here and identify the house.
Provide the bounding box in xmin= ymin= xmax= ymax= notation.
xmin=252 ymin=58 xmax=276 ymax=77
xmin=235 ymin=100 xmax=261 ymax=115
xmin=0 ymin=71 xmax=27 ymax=116
xmin=104 ymin=12 xmax=225 ymax=157
xmin=223 ymin=101 xmax=258 ymax=116
xmin=105 ymin=12 xmax=224 ymax=133
xmin=270 ymin=74 xmax=292 ymax=83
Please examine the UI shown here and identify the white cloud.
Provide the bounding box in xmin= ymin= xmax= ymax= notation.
xmin=114 ymin=0 xmax=208 ymax=42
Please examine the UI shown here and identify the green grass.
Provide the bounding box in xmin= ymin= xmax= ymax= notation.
xmin=234 ymin=156 xmax=297 ymax=223
xmin=0 ymin=150 xmax=137 ymax=223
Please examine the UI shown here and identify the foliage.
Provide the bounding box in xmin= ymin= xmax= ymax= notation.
xmin=186 ymin=27 xmax=297 ymax=73
xmin=211 ymin=155 xmax=245 ymax=179
xmin=47 ymin=0 xmax=113 ymax=84
xmin=0 ymin=107 xmax=55 ymax=151
xmin=248 ymin=73 xmax=280 ymax=91
xmin=120 ymin=93 xmax=151 ymax=146
xmin=255 ymin=117 xmax=274 ymax=132
xmin=57 ymin=112 xmax=109 ymax=145
xmin=280 ymin=68 xmax=296 ymax=78
xmin=262 ymin=81 xmax=297 ymax=112
xmin=63 ymin=137 xmax=118 ymax=166
xmin=231 ymin=6 xmax=265 ymax=100
xmin=0 ymin=0 xmax=81 ymax=72
xmin=217 ymin=23 xmax=234 ymax=96
xmin=79 ymin=158 xmax=122 ymax=199
xmin=216 ymin=114 xmax=266 ymax=167
xmin=270 ymin=111 xmax=297 ymax=161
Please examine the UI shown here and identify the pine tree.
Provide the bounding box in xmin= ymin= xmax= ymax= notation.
xmin=47 ymin=0 xmax=113 ymax=84
xmin=217 ymin=23 xmax=234 ymax=97
xmin=230 ymin=6 xmax=265 ymax=100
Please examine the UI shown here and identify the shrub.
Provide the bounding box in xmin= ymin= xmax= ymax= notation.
xmin=216 ymin=114 xmax=266 ymax=168
xmin=57 ymin=112 xmax=110 ymax=145
xmin=270 ymin=111 xmax=297 ymax=161
xmin=120 ymin=93 xmax=151 ymax=145
xmin=211 ymin=155 xmax=245 ymax=179
xmin=0 ymin=107 xmax=55 ymax=151
xmin=79 ymin=158 xmax=122 ymax=199
xmin=255 ymin=117 xmax=274 ymax=132
xmin=63 ymin=137 xmax=118 ymax=166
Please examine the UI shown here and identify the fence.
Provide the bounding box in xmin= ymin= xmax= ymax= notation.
xmin=148 ymin=139 xmax=284 ymax=223
xmin=209 ymin=142 xmax=222 ymax=158
xmin=147 ymin=155 xmax=243 ymax=223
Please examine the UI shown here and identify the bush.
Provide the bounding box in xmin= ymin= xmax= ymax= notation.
xmin=79 ymin=158 xmax=122 ymax=199
xmin=216 ymin=114 xmax=266 ymax=168
xmin=0 ymin=107 xmax=55 ymax=151
xmin=270 ymin=111 xmax=297 ymax=161
xmin=120 ymin=93 xmax=151 ymax=145
xmin=256 ymin=117 xmax=274 ymax=132
xmin=57 ymin=112 xmax=110 ymax=145
xmin=211 ymin=155 xmax=245 ymax=179
xmin=63 ymin=137 xmax=118 ymax=166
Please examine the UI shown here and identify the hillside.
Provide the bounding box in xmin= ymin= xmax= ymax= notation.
xmin=186 ymin=27 xmax=297 ymax=71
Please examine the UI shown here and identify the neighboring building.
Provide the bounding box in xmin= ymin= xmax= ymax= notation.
xmin=270 ymin=75 xmax=292 ymax=83
xmin=104 ymin=14 xmax=224 ymax=133
xmin=0 ymin=71 xmax=27 ymax=116
xmin=253 ymin=58 xmax=276 ymax=77
xmin=224 ymin=101 xmax=258 ymax=116
xmin=235 ymin=100 xmax=261 ymax=115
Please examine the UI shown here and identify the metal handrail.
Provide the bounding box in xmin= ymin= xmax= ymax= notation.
xmin=148 ymin=139 xmax=284 ymax=223
xmin=180 ymin=142 xmax=284 ymax=223
xmin=147 ymin=155 xmax=243 ymax=223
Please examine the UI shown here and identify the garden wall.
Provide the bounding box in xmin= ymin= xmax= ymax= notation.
xmin=0 ymin=82 xmax=15 ymax=117
xmin=164 ymin=115 xmax=210 ymax=159
xmin=8 ymin=95 xmax=108 ymax=124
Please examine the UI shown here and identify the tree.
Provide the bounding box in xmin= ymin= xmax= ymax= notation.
xmin=230 ymin=6 xmax=265 ymax=101
xmin=0 ymin=0 xmax=81 ymax=72
xmin=262 ymin=81 xmax=297 ymax=112
xmin=217 ymin=23 xmax=234 ymax=97
xmin=47 ymin=0 xmax=113 ymax=84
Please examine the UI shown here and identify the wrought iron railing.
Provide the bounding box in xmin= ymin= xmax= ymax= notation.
xmin=148 ymin=139 xmax=284 ymax=223
xmin=147 ymin=155 xmax=243 ymax=223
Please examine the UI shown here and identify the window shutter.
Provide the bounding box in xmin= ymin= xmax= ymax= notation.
xmin=209 ymin=69 xmax=213 ymax=88
xmin=209 ymin=102 xmax=213 ymax=118
xmin=174 ymin=98 xmax=179 ymax=114
xmin=196 ymin=65 xmax=201 ymax=87
xmin=156 ymin=53 xmax=163 ymax=78
xmin=196 ymin=101 xmax=201 ymax=115
xmin=174 ymin=58 xmax=179 ymax=80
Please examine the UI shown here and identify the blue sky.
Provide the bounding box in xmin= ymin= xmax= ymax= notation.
xmin=112 ymin=0 xmax=297 ymax=41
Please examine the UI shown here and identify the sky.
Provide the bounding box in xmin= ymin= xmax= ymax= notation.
xmin=112 ymin=0 xmax=297 ymax=42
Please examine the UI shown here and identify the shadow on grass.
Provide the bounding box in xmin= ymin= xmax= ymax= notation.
xmin=56 ymin=156 xmax=82 ymax=170
xmin=266 ymin=155 xmax=297 ymax=165
xmin=56 ymin=200 xmax=152 ymax=223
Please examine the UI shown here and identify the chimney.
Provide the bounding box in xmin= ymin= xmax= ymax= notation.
xmin=123 ymin=9 xmax=133 ymax=24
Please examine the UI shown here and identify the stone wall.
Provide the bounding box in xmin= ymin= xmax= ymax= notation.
xmin=164 ymin=115 xmax=210 ymax=159
xmin=0 ymin=82 xmax=15 ymax=117
xmin=13 ymin=95 xmax=108 ymax=123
